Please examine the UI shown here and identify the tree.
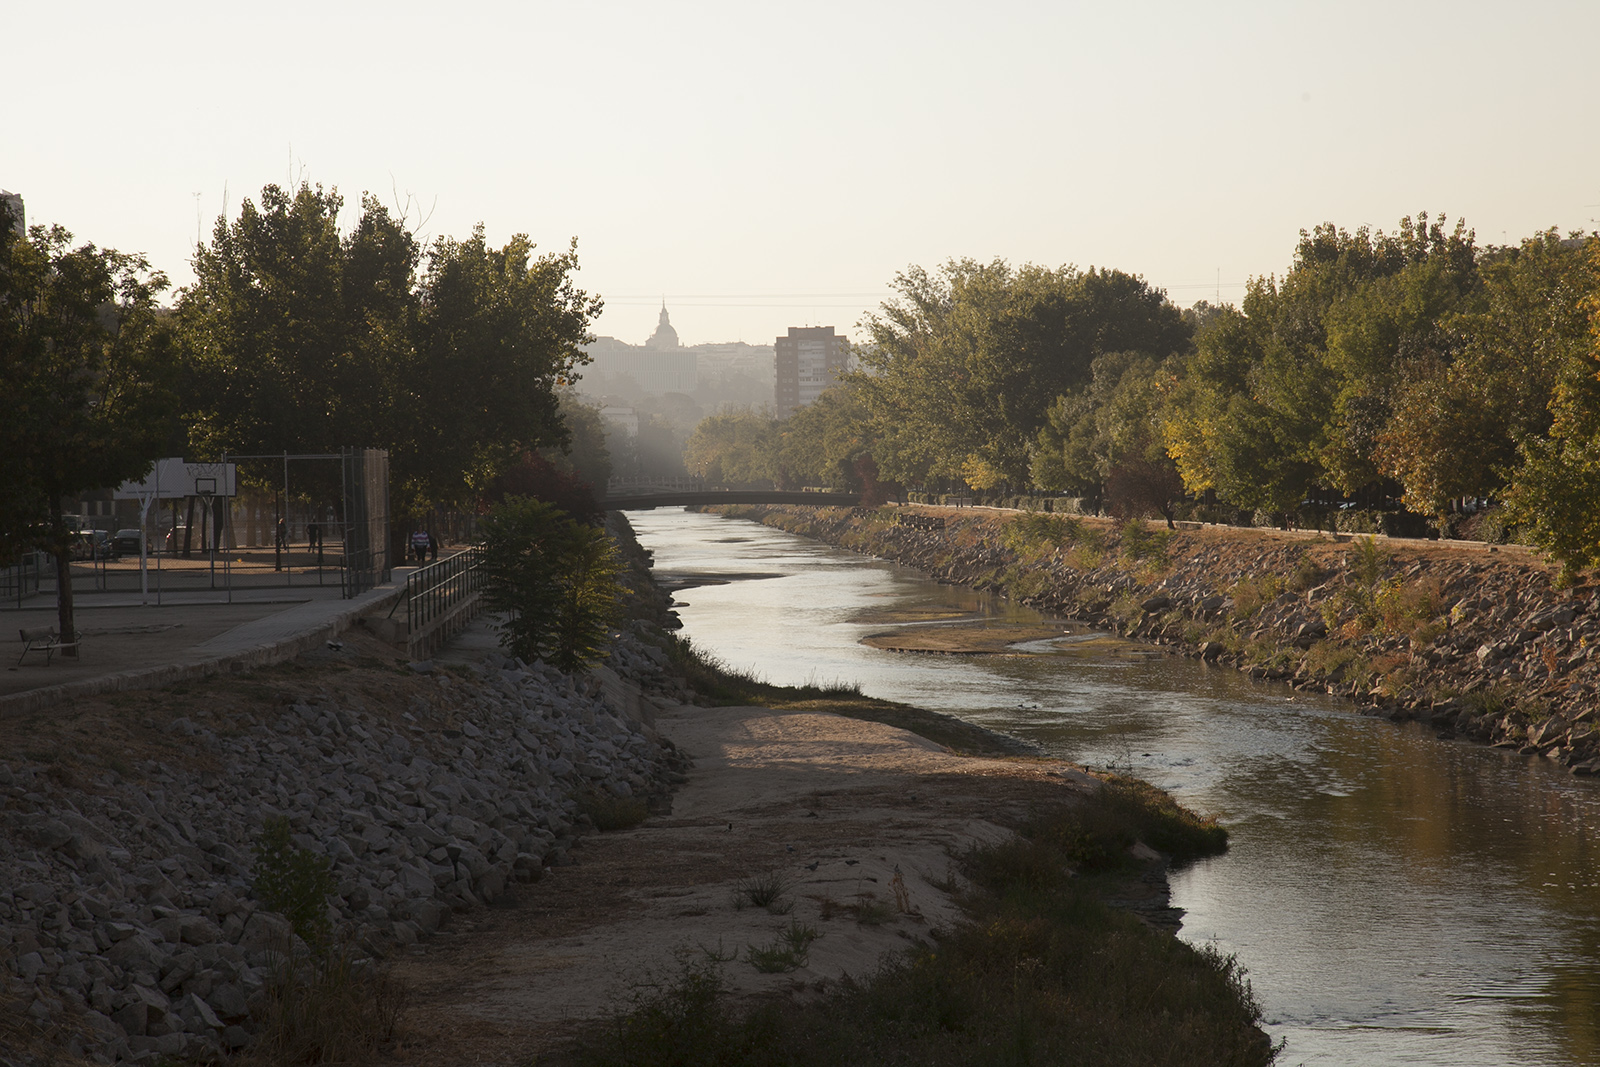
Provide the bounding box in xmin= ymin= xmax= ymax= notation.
xmin=1501 ymin=236 xmax=1600 ymax=574
xmin=179 ymin=184 xmax=600 ymax=516
xmin=478 ymin=497 xmax=622 ymax=671
xmin=1 ymin=217 xmax=178 ymax=650
xmin=181 ymin=184 xmax=369 ymax=458
xmin=481 ymin=452 xmax=602 ymax=525
xmin=1165 ymin=214 xmax=1480 ymax=512
xmin=1377 ymin=231 xmax=1593 ymax=516
xmin=410 ymin=227 xmax=600 ymax=508
xmin=779 ymin=382 xmax=877 ymax=489
xmin=540 ymin=391 xmax=612 ymax=493
xmin=852 ymin=259 xmax=1189 ymax=488
xmin=683 ymin=410 xmax=784 ymax=488
xmin=1033 ymin=352 xmax=1182 ymax=521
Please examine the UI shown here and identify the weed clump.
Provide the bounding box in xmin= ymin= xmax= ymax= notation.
xmin=1003 ymin=513 xmax=1084 ymax=555
xmin=748 ymin=921 xmax=820 ymax=972
xmin=732 ymin=871 xmax=793 ymax=914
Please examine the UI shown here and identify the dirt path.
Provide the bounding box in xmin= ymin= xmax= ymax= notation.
xmin=387 ymin=701 xmax=1098 ymax=1065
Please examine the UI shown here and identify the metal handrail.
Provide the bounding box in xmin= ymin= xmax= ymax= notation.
xmin=405 ymin=546 xmax=484 ymax=639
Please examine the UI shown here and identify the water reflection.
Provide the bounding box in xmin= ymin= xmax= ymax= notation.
xmin=631 ymin=508 xmax=1600 ymax=1066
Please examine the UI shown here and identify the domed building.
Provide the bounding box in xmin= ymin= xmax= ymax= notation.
xmin=578 ymin=302 xmax=698 ymax=396
xmin=644 ymin=302 xmax=680 ymax=350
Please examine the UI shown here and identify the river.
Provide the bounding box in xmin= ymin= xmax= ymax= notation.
xmin=628 ymin=507 xmax=1600 ymax=1066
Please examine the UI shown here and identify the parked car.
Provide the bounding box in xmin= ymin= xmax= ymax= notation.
xmin=113 ymin=528 xmax=144 ymax=556
xmin=162 ymin=526 xmax=190 ymax=553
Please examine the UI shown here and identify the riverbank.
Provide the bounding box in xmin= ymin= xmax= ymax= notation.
xmin=699 ymin=504 xmax=1600 ymax=773
xmin=1 ymin=514 xmax=1273 ymax=1066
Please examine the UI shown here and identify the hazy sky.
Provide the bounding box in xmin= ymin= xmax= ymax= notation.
xmin=8 ymin=1 xmax=1598 ymax=347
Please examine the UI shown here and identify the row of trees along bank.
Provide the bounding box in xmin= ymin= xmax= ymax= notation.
xmin=1 ymin=184 xmax=615 ymax=646
xmin=684 ymin=217 xmax=1600 ymax=577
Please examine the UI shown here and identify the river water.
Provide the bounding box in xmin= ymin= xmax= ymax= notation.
xmin=629 ymin=507 xmax=1600 ymax=1066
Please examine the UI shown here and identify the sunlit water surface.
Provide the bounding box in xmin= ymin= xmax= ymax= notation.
xmin=630 ymin=508 xmax=1600 ymax=1066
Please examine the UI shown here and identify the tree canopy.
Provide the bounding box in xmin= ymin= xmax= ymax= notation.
xmin=1 ymin=215 xmax=179 ymax=643
xmin=851 ymin=259 xmax=1190 ymax=488
xmin=178 ymin=183 xmax=600 ymax=513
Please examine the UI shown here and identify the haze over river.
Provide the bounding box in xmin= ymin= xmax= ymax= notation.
xmin=630 ymin=507 xmax=1600 ymax=1066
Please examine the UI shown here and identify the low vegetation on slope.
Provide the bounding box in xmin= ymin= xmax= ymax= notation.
xmin=553 ymin=783 xmax=1265 ymax=1067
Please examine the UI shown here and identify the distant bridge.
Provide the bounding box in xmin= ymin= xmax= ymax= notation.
xmin=598 ymin=486 xmax=861 ymax=510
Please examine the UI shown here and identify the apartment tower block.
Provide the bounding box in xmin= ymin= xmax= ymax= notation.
xmin=775 ymin=325 xmax=849 ymax=417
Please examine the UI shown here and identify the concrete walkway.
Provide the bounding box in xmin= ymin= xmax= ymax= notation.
xmin=1 ymin=568 xmax=420 ymax=715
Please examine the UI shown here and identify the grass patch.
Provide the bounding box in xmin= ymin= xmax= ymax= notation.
xmin=849 ymin=896 xmax=896 ymax=926
xmin=1288 ymin=552 xmax=1326 ymax=593
xmin=996 ymin=775 xmax=1230 ymax=873
xmin=1303 ymin=641 xmax=1372 ymax=687
xmin=251 ymin=946 xmax=406 ymax=1066
xmin=555 ymin=782 xmax=1270 ymax=1067
xmin=1229 ymin=574 xmax=1284 ymax=621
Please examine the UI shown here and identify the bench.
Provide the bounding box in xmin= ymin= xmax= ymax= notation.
xmin=17 ymin=626 xmax=80 ymax=666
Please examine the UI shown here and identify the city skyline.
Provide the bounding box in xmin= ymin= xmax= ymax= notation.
xmin=6 ymin=1 xmax=1598 ymax=347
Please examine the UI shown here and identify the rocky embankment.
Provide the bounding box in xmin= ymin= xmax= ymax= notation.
xmin=708 ymin=505 xmax=1600 ymax=772
xmin=0 ymin=615 xmax=690 ymax=1065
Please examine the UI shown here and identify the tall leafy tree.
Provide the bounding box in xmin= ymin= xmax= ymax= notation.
xmin=1 ymin=216 xmax=177 ymax=648
xmin=1501 ymin=236 xmax=1600 ymax=573
xmin=1165 ymin=214 xmax=1478 ymax=511
xmin=478 ymin=496 xmax=621 ymax=671
xmin=179 ymin=184 xmax=599 ymax=515
xmin=410 ymin=228 xmax=600 ymax=509
xmin=779 ymin=382 xmax=877 ymax=489
xmin=181 ymin=184 xmax=358 ymax=457
xmin=1033 ymin=352 xmax=1181 ymax=520
xmin=853 ymin=259 xmax=1189 ymax=489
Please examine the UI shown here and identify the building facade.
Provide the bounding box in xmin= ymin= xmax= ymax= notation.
xmin=579 ymin=304 xmax=698 ymax=396
xmin=775 ymin=325 xmax=849 ymax=416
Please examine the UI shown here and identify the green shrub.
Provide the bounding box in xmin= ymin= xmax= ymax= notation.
xmin=252 ymin=816 xmax=335 ymax=952
xmin=732 ymin=871 xmax=793 ymax=914
xmin=1229 ymin=574 xmax=1284 ymax=620
xmin=479 ymin=496 xmax=623 ymax=672
xmin=1349 ymin=536 xmax=1389 ymax=586
xmin=1119 ymin=520 xmax=1170 ymax=563
xmin=747 ymin=922 xmax=820 ymax=973
xmin=254 ymin=945 xmax=406 ymax=1065
xmin=1288 ymin=552 xmax=1326 ymax=593
xmin=1002 ymin=512 xmax=1084 ymax=555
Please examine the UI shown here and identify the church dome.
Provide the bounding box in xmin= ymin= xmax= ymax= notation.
xmin=645 ymin=302 xmax=680 ymax=350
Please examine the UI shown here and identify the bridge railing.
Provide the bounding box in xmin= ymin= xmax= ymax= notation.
xmin=605 ymin=476 xmax=707 ymax=495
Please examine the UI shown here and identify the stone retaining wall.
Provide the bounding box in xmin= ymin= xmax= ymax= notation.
xmin=0 ymin=632 xmax=686 ymax=1064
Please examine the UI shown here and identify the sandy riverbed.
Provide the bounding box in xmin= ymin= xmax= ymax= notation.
xmin=387 ymin=699 xmax=1099 ymax=1065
